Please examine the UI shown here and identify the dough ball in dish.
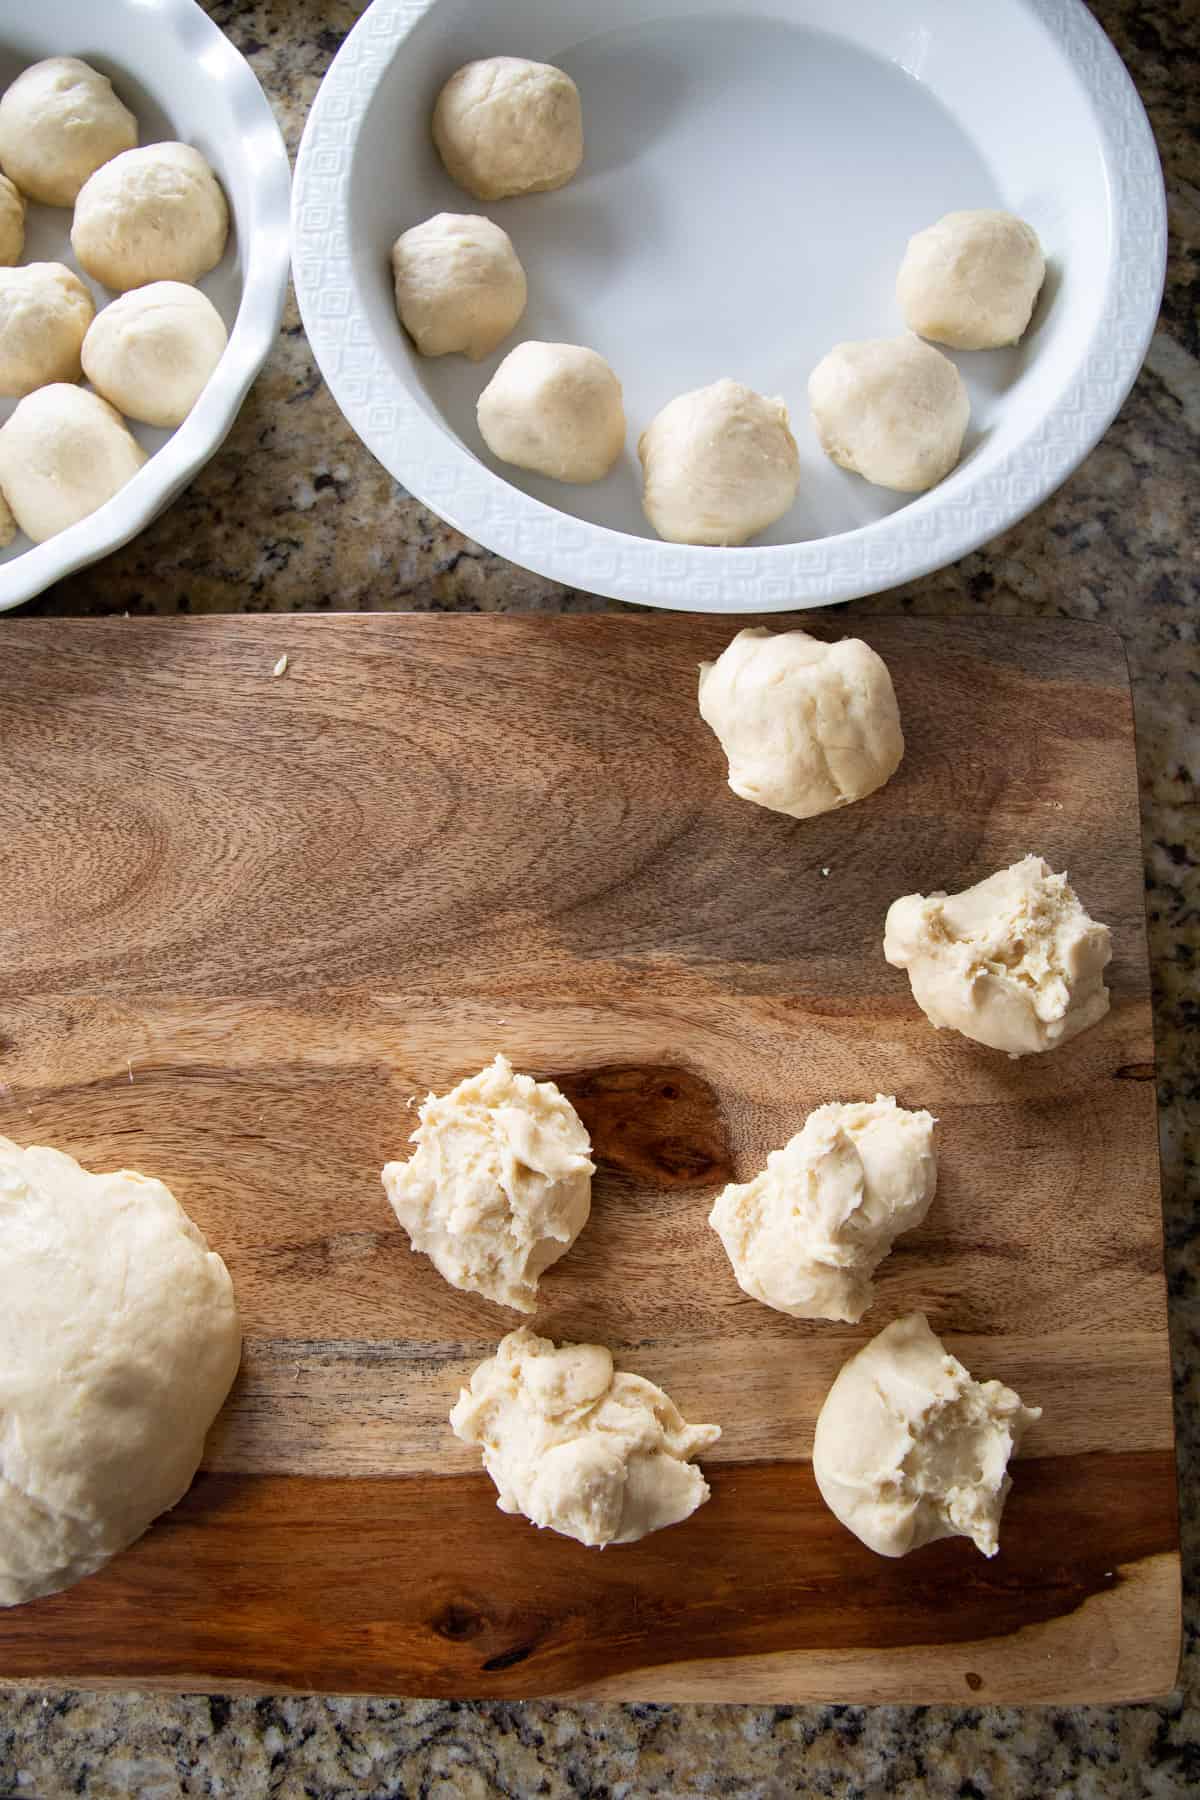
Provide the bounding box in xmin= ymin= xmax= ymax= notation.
xmin=808 ymin=334 xmax=968 ymax=493
xmin=382 ymin=1054 xmax=594 ymax=1313
xmin=477 ymin=341 xmax=625 ymax=483
xmin=0 ymin=57 xmax=137 ymax=208
xmin=0 ymin=384 xmax=147 ymax=543
xmin=639 ymin=379 xmax=799 ymax=546
xmin=450 ymin=1327 xmax=721 ymax=1547
xmin=698 ymin=625 xmax=903 ymax=818
xmin=391 ymin=212 xmax=526 ymax=361
xmin=709 ymin=1096 xmax=937 ymax=1324
xmin=0 ymin=174 xmax=25 ymax=265
xmin=884 ymin=853 xmax=1112 ymax=1057
xmin=0 ymin=487 xmax=16 ymax=548
xmin=0 ymin=262 xmax=95 ymax=397
xmin=433 ymin=56 xmax=583 ymax=201
xmin=82 ymin=281 xmax=228 ymax=427
xmin=813 ymin=1312 xmax=1040 ymax=1558
xmin=898 ymin=209 xmax=1046 ymax=350
xmin=71 ymin=143 xmax=229 ymax=291
xmin=0 ymin=1136 xmax=241 ymax=1607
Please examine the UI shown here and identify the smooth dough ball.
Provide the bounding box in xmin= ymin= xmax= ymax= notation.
xmin=809 ymin=334 xmax=968 ymax=493
xmin=0 ymin=262 xmax=95 ymax=397
xmin=0 ymin=174 xmax=24 ymax=264
xmin=82 ymin=281 xmax=228 ymax=427
xmin=698 ymin=626 xmax=904 ymax=818
xmin=0 ymin=1136 xmax=240 ymax=1607
xmin=0 ymin=384 xmax=147 ymax=543
xmin=382 ymin=1054 xmax=594 ymax=1312
xmin=450 ymin=1327 xmax=721 ymax=1547
xmin=391 ymin=212 xmax=526 ymax=361
xmin=0 ymin=57 xmax=137 ymax=208
xmin=639 ymin=379 xmax=800 ymax=546
xmin=709 ymin=1097 xmax=937 ymax=1324
xmin=477 ymin=340 xmax=625 ymax=483
xmin=898 ymin=209 xmax=1046 ymax=350
xmin=813 ymin=1313 xmax=1040 ymax=1559
xmin=71 ymin=142 xmax=229 ymax=291
xmin=433 ymin=56 xmax=583 ymax=201
xmin=884 ymin=854 xmax=1112 ymax=1057
xmin=0 ymin=487 xmax=16 ymax=548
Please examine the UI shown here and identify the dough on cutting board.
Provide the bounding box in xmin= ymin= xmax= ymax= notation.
xmin=709 ymin=1096 xmax=937 ymax=1324
xmin=0 ymin=1136 xmax=241 ymax=1607
xmin=0 ymin=174 xmax=24 ymax=265
xmin=391 ymin=212 xmax=526 ymax=361
xmin=82 ymin=280 xmax=228 ymax=427
xmin=0 ymin=262 xmax=95 ymax=397
xmin=381 ymin=1054 xmax=594 ymax=1312
xmin=433 ymin=56 xmax=583 ymax=201
xmin=638 ymin=378 xmax=800 ymax=546
xmin=698 ymin=625 xmax=904 ymax=819
xmin=808 ymin=334 xmax=968 ymax=493
xmin=0 ymin=57 xmax=137 ymax=207
xmin=72 ymin=142 xmax=229 ymax=291
xmin=450 ymin=1326 xmax=721 ymax=1547
xmin=0 ymin=384 xmax=147 ymax=543
xmin=477 ymin=341 xmax=625 ymax=483
xmin=813 ymin=1312 xmax=1041 ymax=1558
xmin=884 ymin=853 xmax=1112 ymax=1056
xmin=898 ymin=209 xmax=1046 ymax=350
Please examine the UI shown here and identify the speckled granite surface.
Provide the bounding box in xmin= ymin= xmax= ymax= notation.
xmin=2 ymin=0 xmax=1198 ymax=1794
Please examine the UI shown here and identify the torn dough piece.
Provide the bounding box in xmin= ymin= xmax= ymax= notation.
xmin=0 ymin=1136 xmax=241 ymax=1607
xmin=450 ymin=1327 xmax=721 ymax=1546
xmin=382 ymin=1055 xmax=594 ymax=1312
xmin=884 ymin=854 xmax=1112 ymax=1056
xmin=813 ymin=1312 xmax=1041 ymax=1558
xmin=709 ymin=1096 xmax=936 ymax=1324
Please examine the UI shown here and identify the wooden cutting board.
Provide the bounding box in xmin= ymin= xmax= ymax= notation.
xmin=0 ymin=613 xmax=1178 ymax=1704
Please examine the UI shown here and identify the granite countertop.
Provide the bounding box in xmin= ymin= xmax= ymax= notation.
xmin=2 ymin=0 xmax=1198 ymax=1793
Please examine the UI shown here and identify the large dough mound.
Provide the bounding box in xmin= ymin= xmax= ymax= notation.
xmin=709 ymin=1096 xmax=936 ymax=1324
xmin=0 ymin=384 xmax=147 ymax=543
xmin=813 ymin=1312 xmax=1040 ymax=1558
xmin=639 ymin=378 xmax=799 ymax=545
xmin=82 ymin=280 xmax=228 ymax=427
xmin=698 ymin=625 xmax=904 ymax=819
xmin=884 ymin=853 xmax=1112 ymax=1056
xmin=382 ymin=1054 xmax=594 ymax=1312
xmin=391 ymin=212 xmax=526 ymax=361
xmin=0 ymin=262 xmax=95 ymax=397
xmin=72 ymin=142 xmax=229 ymax=291
xmin=0 ymin=57 xmax=137 ymax=207
xmin=477 ymin=340 xmax=625 ymax=483
xmin=0 ymin=1137 xmax=241 ymax=1607
xmin=433 ymin=56 xmax=583 ymax=201
xmin=898 ymin=209 xmax=1046 ymax=350
xmin=450 ymin=1327 xmax=721 ymax=1546
xmin=808 ymin=334 xmax=968 ymax=493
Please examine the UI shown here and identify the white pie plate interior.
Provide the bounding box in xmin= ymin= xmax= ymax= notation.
xmin=0 ymin=0 xmax=291 ymax=614
xmin=293 ymin=0 xmax=1165 ymax=611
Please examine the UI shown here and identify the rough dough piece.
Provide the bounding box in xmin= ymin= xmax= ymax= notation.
xmin=808 ymin=334 xmax=968 ymax=493
xmin=392 ymin=213 xmax=526 ymax=361
xmin=0 ymin=174 xmax=24 ymax=265
xmin=813 ymin=1312 xmax=1040 ymax=1558
xmin=709 ymin=1097 xmax=937 ymax=1324
xmin=450 ymin=1327 xmax=721 ymax=1547
xmin=0 ymin=57 xmax=137 ymax=208
xmin=72 ymin=143 xmax=229 ymax=292
xmin=0 ymin=262 xmax=95 ymax=397
xmin=884 ymin=854 xmax=1112 ymax=1057
xmin=433 ymin=56 xmax=583 ymax=201
xmin=477 ymin=341 xmax=625 ymax=483
xmin=82 ymin=281 xmax=228 ymax=427
xmin=698 ymin=626 xmax=904 ymax=818
xmin=0 ymin=487 xmax=16 ymax=548
xmin=0 ymin=384 xmax=147 ymax=543
xmin=382 ymin=1055 xmax=594 ymax=1312
xmin=639 ymin=379 xmax=800 ymax=546
xmin=898 ymin=209 xmax=1046 ymax=350
xmin=0 ymin=1136 xmax=241 ymax=1607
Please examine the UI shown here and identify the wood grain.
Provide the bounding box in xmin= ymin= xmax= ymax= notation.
xmin=0 ymin=614 xmax=1179 ymax=1701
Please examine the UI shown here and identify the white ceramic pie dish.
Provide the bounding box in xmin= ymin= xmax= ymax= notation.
xmin=293 ymin=0 xmax=1165 ymax=611
xmin=0 ymin=0 xmax=290 ymax=614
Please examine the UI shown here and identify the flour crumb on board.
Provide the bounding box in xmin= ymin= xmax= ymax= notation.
xmin=821 ymin=867 xmax=832 ymax=878
xmin=272 ymin=653 xmax=289 ymax=678
xmin=127 ymin=1060 xmax=133 ymax=1084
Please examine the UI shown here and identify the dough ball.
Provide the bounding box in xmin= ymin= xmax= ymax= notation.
xmin=0 ymin=262 xmax=95 ymax=397
xmin=71 ymin=142 xmax=229 ymax=292
xmin=382 ymin=1054 xmax=594 ymax=1312
xmin=813 ymin=1313 xmax=1040 ymax=1558
xmin=0 ymin=384 xmax=147 ymax=543
xmin=0 ymin=174 xmax=25 ymax=265
xmin=433 ymin=56 xmax=583 ymax=201
xmin=709 ymin=1097 xmax=937 ymax=1324
xmin=0 ymin=57 xmax=137 ymax=208
xmin=0 ymin=1136 xmax=240 ymax=1607
xmin=450 ymin=1327 xmax=721 ymax=1547
xmin=477 ymin=340 xmax=625 ymax=483
xmin=698 ymin=626 xmax=904 ymax=818
xmin=884 ymin=853 xmax=1112 ymax=1057
xmin=898 ymin=209 xmax=1046 ymax=350
xmin=391 ymin=212 xmax=526 ymax=361
xmin=0 ymin=486 xmax=16 ymax=548
xmin=808 ymin=334 xmax=968 ymax=493
xmin=82 ymin=281 xmax=228 ymax=427
xmin=638 ymin=379 xmax=799 ymax=546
